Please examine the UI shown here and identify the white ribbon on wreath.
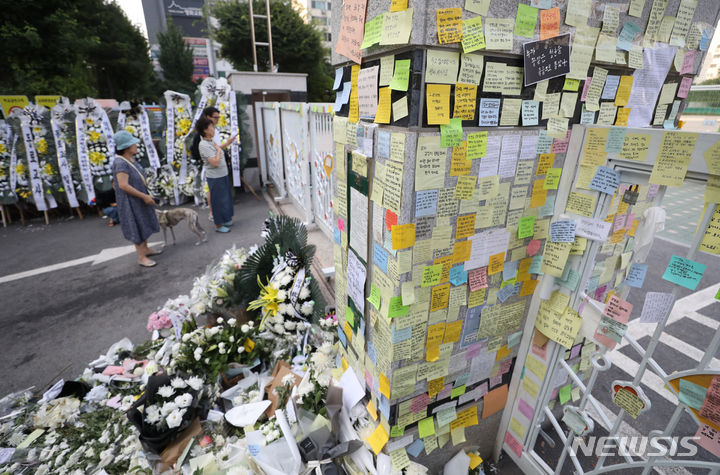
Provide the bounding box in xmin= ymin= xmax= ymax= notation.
xmin=73 ymin=107 xmax=96 ymax=205
xmin=50 ymin=115 xmax=80 ymax=208
xmin=19 ymin=122 xmax=47 ymax=211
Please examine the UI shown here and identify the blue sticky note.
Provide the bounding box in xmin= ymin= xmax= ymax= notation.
xmin=662 ymin=255 xmax=707 ymax=290
xmin=454 ymin=373 xmax=469 ymax=387
xmin=529 ymin=255 xmax=544 ymax=274
xmin=460 ymin=306 xmax=482 ymax=348
xmin=625 ymin=263 xmax=648 ymax=288
xmin=497 ymin=283 xmax=516 ymax=303
xmin=367 ymin=341 xmax=378 ymax=365
xmin=536 ymin=130 xmax=553 ymax=153
xmin=378 ymin=395 xmax=390 ymax=419
xmin=478 ymin=98 xmax=501 ymax=126
xmin=449 ymin=266 xmax=468 ymax=286
xmin=407 ymin=439 xmax=425 ymax=457
xmin=586 ymin=276 xmax=599 ymax=292
xmin=374 ymin=242 xmax=389 ymax=273
xmin=392 ymin=325 xmax=412 ymax=343
xmin=617 ymin=21 xmax=641 ymax=51
xmin=558 ymin=268 xmax=580 ymax=291
xmin=334 ymin=226 xmax=341 ymax=245
xmin=337 ymin=326 xmax=347 ymax=346
xmin=605 ymin=128 xmax=627 ymax=153
xmin=701 ymin=28 xmax=713 ymax=50
xmin=503 ymin=261 xmax=518 ymax=281
xmin=550 ymin=220 xmax=576 ymax=242
xmin=377 ymin=131 xmax=391 ymax=158
xmin=521 ymin=100 xmax=539 ymax=126
xmin=508 ymin=330 xmax=522 ymax=348
xmin=333 ymin=68 xmax=343 ymax=90
xmin=679 ymin=379 xmax=708 ymax=410
xmin=539 ymin=194 xmax=556 ymax=217
xmin=416 ymin=189 xmax=438 ymax=217
xmin=589 ymin=166 xmax=620 ymax=195
xmin=601 ymin=76 xmax=620 ymax=100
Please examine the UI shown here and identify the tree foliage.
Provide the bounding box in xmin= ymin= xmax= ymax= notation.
xmin=0 ymin=0 xmax=157 ymax=101
xmin=210 ymin=0 xmax=334 ymax=102
xmin=157 ymin=21 xmax=196 ymax=95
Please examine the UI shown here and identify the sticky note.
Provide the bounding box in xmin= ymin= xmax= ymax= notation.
xmin=482 ymin=384 xmax=508 ymax=418
xmin=540 ymin=7 xmax=560 ymax=40
xmin=375 ymin=87 xmax=392 ymax=124
xmin=366 ymin=423 xmax=389 ymax=454
xmin=425 ymin=49 xmax=460 ymax=84
xmin=518 ymin=216 xmax=536 ymax=239
xmin=462 ymin=16 xmax=486 ymax=53
xmin=418 ymin=416 xmax=436 ymax=438
xmin=426 ymin=84 xmax=451 ymax=124
xmin=662 ymin=255 xmax=707 ymax=290
xmin=392 ymin=223 xmax=416 ymax=249
xmin=437 ymin=8 xmax=463 ymax=44
xmin=514 ymin=4 xmax=538 ymax=38
xmin=389 ymin=59 xmax=411 ymax=91
xmin=441 ymin=118 xmax=463 ymax=147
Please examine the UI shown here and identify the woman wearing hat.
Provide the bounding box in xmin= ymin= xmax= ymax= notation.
xmin=112 ymin=130 xmax=161 ymax=267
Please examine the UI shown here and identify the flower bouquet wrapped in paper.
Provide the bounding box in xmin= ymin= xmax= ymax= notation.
xmin=126 ymin=373 xmax=207 ymax=454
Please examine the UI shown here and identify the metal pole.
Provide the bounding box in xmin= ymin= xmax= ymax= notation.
xmin=248 ymin=0 xmax=258 ymax=71
xmin=265 ymin=0 xmax=274 ymax=71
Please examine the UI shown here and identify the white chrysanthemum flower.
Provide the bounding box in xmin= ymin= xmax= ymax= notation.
xmin=238 ymin=346 xmax=245 ymax=354
xmin=160 ymin=402 xmax=178 ymax=416
xmin=157 ymin=385 xmax=175 ymax=398
xmin=229 ymin=336 xmax=235 ymax=343
xmin=217 ymin=317 xmax=224 ymax=324
xmin=227 ymin=318 xmax=236 ymax=325
xmin=171 ymin=377 xmax=187 ymax=389
xmin=301 ymin=301 xmax=314 ymax=316
xmin=276 ymin=289 xmax=287 ymax=301
xmin=175 ymin=393 xmax=193 ymax=408
xmin=166 ymin=410 xmax=183 ymax=429
xmin=186 ymin=376 xmax=204 ymax=391
xmin=280 ymin=275 xmax=292 ymax=286
xmin=281 ymin=373 xmax=296 ymax=386
xmin=241 ymin=324 xmax=250 ymax=333
xmin=274 ymin=323 xmax=286 ymax=334
xmin=299 ymin=286 xmax=311 ymax=300
xmin=182 ymin=333 xmax=191 ymax=342
xmin=284 ymin=321 xmax=297 ymax=330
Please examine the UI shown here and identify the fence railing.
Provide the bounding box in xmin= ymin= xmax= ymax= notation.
xmin=255 ymin=102 xmax=334 ymax=239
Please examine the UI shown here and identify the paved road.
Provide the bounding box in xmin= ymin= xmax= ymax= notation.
xmin=0 ymin=193 xmax=270 ymax=394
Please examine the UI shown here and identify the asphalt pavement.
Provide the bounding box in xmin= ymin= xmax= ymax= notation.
xmin=0 ymin=192 xmax=270 ymax=395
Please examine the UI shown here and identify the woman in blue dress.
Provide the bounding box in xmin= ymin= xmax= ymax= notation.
xmin=112 ymin=130 xmax=161 ymax=267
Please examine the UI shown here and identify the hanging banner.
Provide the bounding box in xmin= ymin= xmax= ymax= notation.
xmin=140 ymin=108 xmax=161 ymax=169
xmin=0 ymin=122 xmax=17 ymax=203
xmin=229 ymin=91 xmax=241 ymax=186
xmin=20 ymin=123 xmax=47 ymax=211
xmin=74 ymin=115 xmax=96 ymax=205
xmin=117 ymin=111 xmax=127 ymax=130
xmin=35 ymin=96 xmax=61 ymax=110
xmin=0 ymin=96 xmax=29 ymax=118
xmin=99 ymin=108 xmax=116 ymax=160
xmin=9 ymin=134 xmax=18 ymax=193
xmin=50 ymin=116 xmax=80 ymax=208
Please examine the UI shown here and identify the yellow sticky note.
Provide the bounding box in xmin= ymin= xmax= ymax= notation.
xmin=426 ymin=84 xmax=451 ymax=124
xmin=349 ymin=65 xmax=360 ymax=123
xmin=341 ymin=357 xmax=349 ymax=371
xmin=453 ymin=84 xmax=478 ymax=120
xmin=455 ymin=175 xmax=477 ymax=200
xmin=649 ymin=132 xmax=698 ymax=187
xmin=392 ymin=223 xmax=416 ymax=249
xmin=614 ymin=76 xmax=633 ymax=106
xmin=422 ymin=263 xmax=444 ymax=287
xmin=450 ymin=141 xmax=471 ymax=176
xmin=375 ymin=87 xmax=392 ymax=124
xmin=429 ymin=377 xmax=445 ymax=397
xmin=537 ymin=153 xmax=555 ymax=175
xmin=390 ymin=0 xmax=408 ymax=12
xmin=530 ymin=179 xmax=547 ymax=208
xmin=426 ymin=345 xmax=440 ymax=361
xmin=496 ymin=344 xmax=510 ymax=361
xmin=453 ymin=240 xmax=472 ymax=263
xmin=367 ymin=400 xmax=378 ymax=420
xmin=566 ymin=191 xmax=597 ymax=217
xmin=488 ymin=252 xmax=505 ymax=274
xmin=615 ymin=107 xmax=630 ymax=126
xmin=430 ymin=283 xmax=451 ymax=312
xmin=544 ymin=168 xmax=562 ymax=189
xmin=367 ymin=423 xmax=389 ymax=455
xmin=379 ymin=372 xmax=391 ymax=398
xmin=469 ymin=453 xmax=484 ymax=469
xmin=436 ymin=8 xmax=463 ymax=44
xmin=419 ymin=416 xmax=436 ymax=438
xmin=444 ymin=320 xmax=463 ymax=343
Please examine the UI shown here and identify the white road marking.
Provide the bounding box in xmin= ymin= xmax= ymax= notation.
xmin=0 ymin=242 xmax=162 ymax=284
xmin=607 ymin=350 xmax=678 ymax=404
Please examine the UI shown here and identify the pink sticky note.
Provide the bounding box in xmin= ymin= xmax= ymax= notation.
xmin=438 ymin=383 xmax=453 ymax=399
xmin=594 ymin=285 xmax=607 ymax=301
xmin=681 ymin=51 xmax=696 ymax=75
xmin=604 ymin=295 xmax=633 ymax=322
xmin=625 ymin=213 xmax=635 ymax=230
xmin=518 ymin=398 xmax=535 ymax=420
xmin=697 ymin=424 xmax=720 ymax=457
xmin=410 ymin=393 xmax=430 ymax=413
xmin=531 ymin=343 xmax=547 ymax=359
xmin=365 ymin=369 xmax=373 ymax=389
xmin=466 ymin=341 xmax=485 ymax=359
xmin=527 ymin=239 xmax=541 ymax=256
xmin=581 ymin=77 xmax=592 ymax=102
xmin=338 ymin=218 xmax=345 ymax=232
xmin=678 ymin=77 xmax=693 ymax=99
xmin=552 ymin=131 xmax=571 ymax=153
xmin=490 ymin=375 xmax=503 ymax=388
xmin=469 ymin=267 xmax=488 ymax=291
xmin=477 ymin=381 xmax=489 ymax=398
xmin=505 ymin=431 xmax=523 ymax=457
xmin=614 ymin=213 xmax=627 ymax=232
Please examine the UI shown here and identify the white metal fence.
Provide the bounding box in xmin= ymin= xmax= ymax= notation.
xmin=255 ymin=102 xmax=334 ymax=239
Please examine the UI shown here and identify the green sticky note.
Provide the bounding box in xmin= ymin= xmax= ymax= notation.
xmin=440 ymin=118 xmax=463 ymax=147
xmin=514 ymin=3 xmax=538 ymax=38
xmin=451 ymin=385 xmax=466 ymax=398
xmin=715 ymin=286 xmax=720 ymax=301
xmin=466 ymin=131 xmax=488 ymax=159
xmin=16 ymin=428 xmax=44 ymax=449
xmin=389 ymin=59 xmax=411 ymax=91
xmin=421 ymin=263 xmax=444 ymax=287
xmin=361 ymin=14 xmax=384 ymax=49
xmin=388 ymin=296 xmax=410 ymax=318
xmin=390 ymin=425 xmax=405 ymax=437
xmin=563 ymin=78 xmax=581 ymax=91
xmin=518 ymin=216 xmax=536 ymax=238
xmin=544 ymin=168 xmax=562 ymax=189
xmin=462 ymin=16 xmax=486 ymax=53
xmin=346 ymin=306 xmax=355 ymax=327
xmin=662 ymin=255 xmax=707 ymax=291
xmin=679 ymin=379 xmax=708 ymax=410
xmin=559 ymin=384 xmax=572 ymax=404
xmin=368 ymin=284 xmax=382 ymax=310
xmin=418 ymin=416 xmax=436 ymax=438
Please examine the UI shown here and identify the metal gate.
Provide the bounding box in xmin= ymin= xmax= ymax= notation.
xmin=308 ymin=105 xmax=335 ymax=239
xmin=256 ymin=102 xmax=286 ymax=199
xmin=498 ymin=125 xmax=720 ymax=474
xmin=279 ymin=103 xmax=313 ymax=223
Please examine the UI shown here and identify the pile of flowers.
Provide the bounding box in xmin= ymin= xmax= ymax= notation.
xmin=145 ymin=164 xmax=177 ymax=204
xmin=188 ymin=246 xmax=249 ymax=317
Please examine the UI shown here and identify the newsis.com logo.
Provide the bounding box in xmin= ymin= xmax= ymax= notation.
xmin=569 ymin=436 xmax=701 ymax=457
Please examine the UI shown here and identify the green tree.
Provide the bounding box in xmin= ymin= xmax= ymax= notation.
xmin=157 ymin=21 xmax=196 ymax=95
xmin=0 ymin=0 xmax=156 ymax=102
xmin=210 ymin=0 xmax=334 ymax=102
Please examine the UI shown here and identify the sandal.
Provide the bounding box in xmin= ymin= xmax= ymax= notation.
xmin=108 ymin=220 xmax=115 ymax=227
xmin=146 ymin=248 xmax=164 ymax=256
xmin=139 ymin=259 xmax=157 ymax=267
